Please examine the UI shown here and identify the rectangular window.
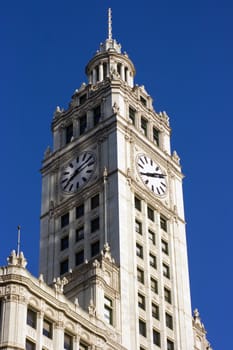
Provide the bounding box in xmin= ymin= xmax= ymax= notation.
xmin=141 ymin=117 xmax=148 ymax=136
xmin=104 ymin=296 xmax=113 ymax=325
xmin=79 ymin=114 xmax=87 ymax=135
xmin=26 ymin=339 xmax=36 ymax=350
xmin=151 ymin=278 xmax=158 ymax=294
xmin=148 ymin=230 xmax=155 ymax=245
xmin=136 ymin=243 xmax=143 ymax=259
xmin=166 ymin=313 xmax=173 ymax=330
xmin=61 ymin=213 xmax=69 ymax=228
xmin=163 ymin=263 xmax=170 ymax=279
xmin=65 ymin=124 xmax=73 ymax=144
xmin=93 ymin=105 xmax=101 ymax=126
xmin=76 ymin=204 xmax=84 ymax=218
xmin=129 ymin=106 xmax=136 ymax=125
xmin=160 ymin=215 xmax=167 ymax=232
xmin=167 ymin=339 xmax=175 ymax=350
xmin=164 ymin=287 xmax=172 ymax=304
xmin=91 ymin=194 xmax=99 ymax=209
xmin=149 ymin=253 xmax=157 ymax=268
xmin=140 ymin=96 xmax=147 ymax=106
xmin=43 ymin=319 xmax=53 ymax=339
xmin=64 ymin=333 xmax=73 ymax=350
xmin=161 ymin=240 xmax=169 ymax=255
xmin=153 ymin=127 xmax=160 ymax=146
xmin=79 ymin=94 xmax=87 ymax=105
xmin=134 ymin=196 xmax=141 ymax=211
xmin=75 ymin=250 xmax=84 ymax=266
xmin=60 ymin=259 xmax=68 ymax=275
xmin=91 ymin=217 xmax=99 ymax=233
xmin=147 ymin=206 xmax=154 ymax=221
xmin=61 ymin=235 xmax=69 ymax=251
xmin=76 ymin=226 xmax=84 ymax=241
xmin=153 ymin=329 xmax=161 ymax=346
xmin=139 ymin=319 xmax=146 ymax=337
xmin=152 ymin=303 xmax=159 ymax=320
xmin=138 ymin=293 xmax=145 ymax=310
xmin=91 ymin=240 xmax=100 ymax=257
xmin=27 ymin=308 xmax=37 ymax=329
xmin=135 ymin=220 xmax=142 ymax=235
xmin=137 ymin=268 xmax=144 ymax=284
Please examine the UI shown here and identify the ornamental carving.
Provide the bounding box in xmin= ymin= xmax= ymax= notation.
xmin=44 ymin=145 xmax=52 ymax=159
xmin=93 ymin=259 xmax=100 ymax=268
xmin=7 ymin=250 xmax=27 ymax=268
xmin=159 ymin=110 xmax=170 ymax=126
xmin=53 ymin=106 xmax=64 ymax=119
xmin=53 ymin=276 xmax=68 ymax=294
xmin=109 ymin=65 xmax=120 ymax=80
xmin=172 ymin=150 xmax=180 ymax=164
xmin=88 ymin=299 xmax=96 ymax=316
xmin=112 ymin=101 xmax=119 ymax=113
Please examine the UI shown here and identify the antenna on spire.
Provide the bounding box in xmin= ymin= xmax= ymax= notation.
xmin=17 ymin=225 xmax=21 ymax=256
xmin=108 ymin=8 xmax=112 ymax=40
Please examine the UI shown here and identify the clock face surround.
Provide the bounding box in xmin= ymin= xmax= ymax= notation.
xmin=61 ymin=151 xmax=96 ymax=193
xmin=136 ymin=154 xmax=167 ymax=196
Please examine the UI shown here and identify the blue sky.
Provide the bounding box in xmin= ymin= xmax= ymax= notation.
xmin=1 ymin=1 xmax=232 ymax=348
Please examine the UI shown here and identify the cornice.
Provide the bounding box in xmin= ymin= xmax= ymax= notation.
xmin=114 ymin=116 xmax=183 ymax=179
xmin=52 ymin=81 xmax=112 ymax=129
xmin=0 ymin=271 xmax=123 ymax=348
xmin=41 ymin=114 xmax=117 ymax=174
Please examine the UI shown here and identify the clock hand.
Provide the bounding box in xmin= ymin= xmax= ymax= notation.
xmin=140 ymin=172 xmax=166 ymax=178
xmin=63 ymin=160 xmax=93 ymax=189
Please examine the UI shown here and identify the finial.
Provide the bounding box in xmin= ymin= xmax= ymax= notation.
xmin=108 ymin=8 xmax=112 ymax=40
xmin=17 ymin=225 xmax=21 ymax=256
xmin=103 ymin=167 xmax=108 ymax=180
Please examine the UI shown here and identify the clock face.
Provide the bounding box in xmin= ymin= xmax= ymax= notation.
xmin=136 ymin=154 xmax=167 ymax=196
xmin=61 ymin=151 xmax=96 ymax=193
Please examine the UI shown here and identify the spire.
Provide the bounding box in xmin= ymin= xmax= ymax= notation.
xmin=17 ymin=225 xmax=21 ymax=256
xmin=86 ymin=8 xmax=136 ymax=87
xmin=99 ymin=8 xmax=121 ymax=54
xmin=108 ymin=8 xmax=112 ymax=40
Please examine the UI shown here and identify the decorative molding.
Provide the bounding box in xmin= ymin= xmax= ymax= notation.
xmin=7 ymin=250 xmax=27 ymax=268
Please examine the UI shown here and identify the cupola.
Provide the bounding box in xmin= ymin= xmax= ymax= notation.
xmin=85 ymin=8 xmax=136 ymax=87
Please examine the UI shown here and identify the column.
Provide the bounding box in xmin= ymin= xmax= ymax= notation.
xmin=125 ymin=67 xmax=129 ymax=84
xmin=1 ymin=294 xmax=27 ymax=349
xmin=92 ymin=68 xmax=97 ymax=85
xmin=129 ymin=73 xmax=134 ymax=88
xmin=88 ymin=72 xmax=92 ymax=84
xmin=120 ymin=64 xmax=125 ymax=81
xmin=73 ymin=334 xmax=80 ymax=350
xmin=106 ymin=62 xmax=110 ymax=77
xmin=37 ymin=311 xmax=44 ymax=350
xmin=99 ymin=62 xmax=103 ymax=82
xmin=54 ymin=321 xmax=64 ymax=350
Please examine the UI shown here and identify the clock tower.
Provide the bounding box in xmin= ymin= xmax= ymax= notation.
xmin=40 ymin=9 xmax=194 ymax=350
